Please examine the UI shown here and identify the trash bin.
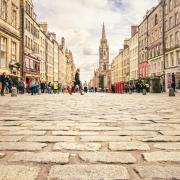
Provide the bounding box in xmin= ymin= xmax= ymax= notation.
xmin=150 ymin=78 xmax=161 ymax=93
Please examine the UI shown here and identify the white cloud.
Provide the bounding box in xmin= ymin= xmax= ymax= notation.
xmin=33 ymin=0 xmax=159 ymax=82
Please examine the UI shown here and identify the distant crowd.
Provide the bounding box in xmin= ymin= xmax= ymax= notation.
xmin=0 ymin=71 xmax=89 ymax=96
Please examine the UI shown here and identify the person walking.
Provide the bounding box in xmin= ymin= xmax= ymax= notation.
xmin=71 ymin=68 xmax=83 ymax=95
xmin=0 ymin=72 xmax=7 ymax=96
xmin=84 ymin=81 xmax=88 ymax=93
xmin=30 ymin=78 xmax=36 ymax=95
xmin=41 ymin=81 xmax=46 ymax=93
xmin=53 ymin=81 xmax=58 ymax=94
xmin=18 ymin=79 xmax=25 ymax=94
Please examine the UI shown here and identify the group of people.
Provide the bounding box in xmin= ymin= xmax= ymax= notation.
xmin=0 ymin=68 xmax=89 ymax=96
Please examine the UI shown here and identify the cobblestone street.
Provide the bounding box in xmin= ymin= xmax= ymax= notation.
xmin=0 ymin=93 xmax=180 ymax=179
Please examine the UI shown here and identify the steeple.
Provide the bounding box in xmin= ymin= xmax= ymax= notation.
xmin=102 ymin=22 xmax=106 ymax=40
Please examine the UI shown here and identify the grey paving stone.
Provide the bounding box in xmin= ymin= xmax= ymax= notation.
xmin=54 ymin=142 xmax=101 ymax=151
xmin=52 ymin=131 xmax=100 ymax=136
xmin=135 ymin=166 xmax=180 ymax=179
xmin=102 ymin=131 xmax=157 ymax=136
xmin=79 ymin=152 xmax=136 ymax=163
xmin=48 ymin=165 xmax=130 ymax=179
xmin=0 ymin=153 xmax=5 ymax=158
xmin=0 ymin=165 xmax=40 ymax=180
xmin=0 ymin=142 xmax=47 ymax=151
xmin=154 ymin=143 xmax=180 ymax=150
xmin=3 ymin=130 xmax=46 ymax=135
xmin=160 ymin=131 xmax=180 ymax=136
xmin=143 ymin=151 xmax=180 ymax=162
xmin=31 ymin=126 xmax=69 ymax=130
xmin=26 ymin=136 xmax=75 ymax=142
xmin=80 ymin=136 xmax=131 ymax=142
xmin=124 ymin=126 xmax=173 ymax=131
xmin=0 ymin=126 xmax=27 ymax=131
xmin=109 ymin=142 xmax=150 ymax=151
xmin=137 ymin=136 xmax=180 ymax=142
xmin=79 ymin=126 xmax=122 ymax=131
xmin=9 ymin=152 xmax=69 ymax=164
xmin=0 ymin=136 xmax=23 ymax=142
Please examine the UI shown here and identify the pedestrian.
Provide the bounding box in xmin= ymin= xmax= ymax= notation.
xmin=53 ymin=81 xmax=58 ymax=94
xmin=58 ymin=83 xmax=62 ymax=94
xmin=0 ymin=72 xmax=7 ymax=96
xmin=84 ymin=81 xmax=88 ymax=93
xmin=18 ymin=78 xmax=25 ymax=94
xmin=71 ymin=68 xmax=83 ymax=95
xmin=47 ymin=82 xmax=52 ymax=94
xmin=30 ymin=78 xmax=36 ymax=95
xmin=171 ymin=73 xmax=176 ymax=92
xmin=41 ymin=81 xmax=46 ymax=93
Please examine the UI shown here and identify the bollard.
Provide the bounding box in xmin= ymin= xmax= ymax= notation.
xmin=169 ymin=88 xmax=175 ymax=97
xmin=129 ymin=90 xmax=132 ymax=95
xmin=11 ymin=87 xmax=17 ymax=97
xmin=142 ymin=89 xmax=147 ymax=95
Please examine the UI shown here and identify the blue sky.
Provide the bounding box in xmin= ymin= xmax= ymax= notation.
xmin=33 ymin=0 xmax=159 ymax=82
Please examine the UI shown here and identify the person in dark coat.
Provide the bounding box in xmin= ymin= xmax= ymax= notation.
xmin=0 ymin=72 xmax=7 ymax=96
xmin=71 ymin=68 xmax=83 ymax=95
xmin=171 ymin=73 xmax=176 ymax=91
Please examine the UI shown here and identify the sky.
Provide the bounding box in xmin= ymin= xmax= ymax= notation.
xmin=33 ymin=0 xmax=159 ymax=82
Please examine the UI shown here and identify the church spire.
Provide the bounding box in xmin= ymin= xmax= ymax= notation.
xmin=102 ymin=22 xmax=106 ymax=40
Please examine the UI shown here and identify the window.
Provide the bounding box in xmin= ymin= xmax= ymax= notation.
xmin=11 ymin=5 xmax=17 ymax=28
xmin=169 ymin=16 xmax=173 ymax=28
xmin=175 ymin=12 xmax=179 ymax=25
xmin=165 ymin=37 xmax=168 ymax=48
xmin=169 ymin=0 xmax=173 ymax=11
xmin=175 ymin=31 xmax=179 ymax=45
xmin=170 ymin=34 xmax=173 ymax=47
xmin=177 ymin=51 xmax=180 ymax=65
xmin=165 ymin=54 xmax=169 ymax=68
xmin=1 ymin=0 xmax=7 ymax=21
xmin=11 ymin=41 xmax=16 ymax=60
xmin=165 ymin=20 xmax=168 ymax=31
xmin=0 ymin=37 xmax=7 ymax=68
xmin=175 ymin=0 xmax=180 ymax=7
xmin=165 ymin=4 xmax=168 ymax=15
xmin=171 ymin=52 xmax=174 ymax=66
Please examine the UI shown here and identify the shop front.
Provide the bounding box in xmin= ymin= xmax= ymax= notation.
xmin=165 ymin=67 xmax=180 ymax=92
xmin=24 ymin=54 xmax=40 ymax=87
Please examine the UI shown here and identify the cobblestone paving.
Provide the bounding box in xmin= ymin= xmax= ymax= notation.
xmin=0 ymin=93 xmax=180 ymax=180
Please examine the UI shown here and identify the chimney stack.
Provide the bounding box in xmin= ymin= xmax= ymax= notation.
xmin=131 ymin=25 xmax=138 ymax=37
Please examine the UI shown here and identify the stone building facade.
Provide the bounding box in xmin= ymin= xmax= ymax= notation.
xmin=0 ymin=0 xmax=20 ymax=77
xmin=164 ymin=0 xmax=180 ymax=91
xmin=66 ymin=49 xmax=75 ymax=86
xmin=129 ymin=26 xmax=139 ymax=81
xmin=138 ymin=15 xmax=148 ymax=79
xmin=59 ymin=37 xmax=67 ymax=85
xmin=147 ymin=3 xmax=164 ymax=79
xmin=20 ymin=0 xmax=41 ymax=83
xmin=111 ymin=49 xmax=123 ymax=84
xmin=122 ymin=39 xmax=130 ymax=82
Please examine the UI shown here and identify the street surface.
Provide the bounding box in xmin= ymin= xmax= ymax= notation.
xmin=0 ymin=93 xmax=180 ymax=179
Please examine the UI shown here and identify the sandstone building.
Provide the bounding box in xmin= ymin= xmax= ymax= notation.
xmin=0 ymin=0 xmax=20 ymax=77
